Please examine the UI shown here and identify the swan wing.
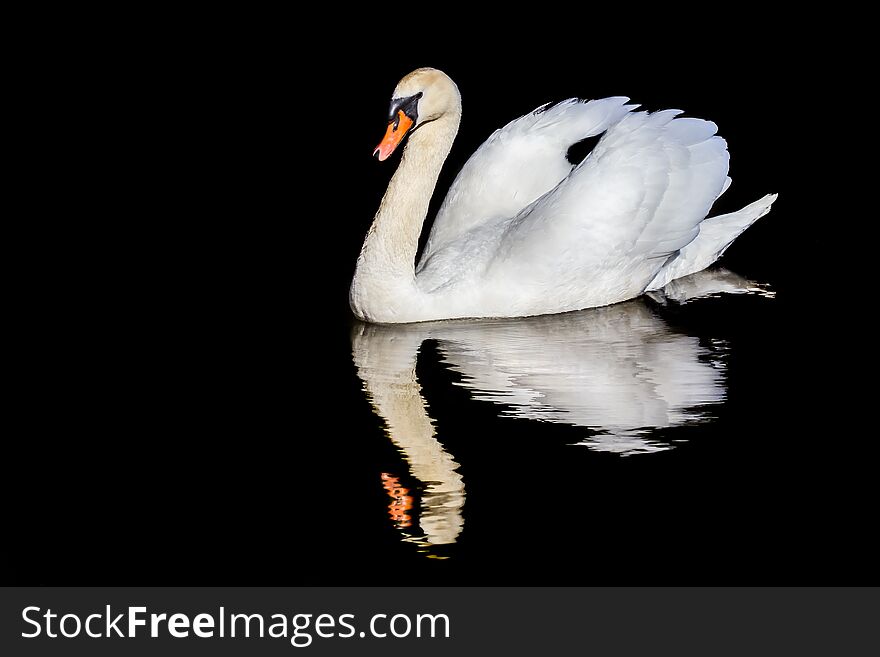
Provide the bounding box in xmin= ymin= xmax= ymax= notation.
xmin=418 ymin=97 xmax=634 ymax=267
xmin=483 ymin=109 xmax=732 ymax=313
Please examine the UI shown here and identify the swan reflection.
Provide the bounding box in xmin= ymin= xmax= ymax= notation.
xmin=351 ymin=269 xmax=770 ymax=548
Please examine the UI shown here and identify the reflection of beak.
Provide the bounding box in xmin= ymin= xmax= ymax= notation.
xmin=373 ymin=110 xmax=414 ymax=161
xmin=381 ymin=472 xmax=413 ymax=528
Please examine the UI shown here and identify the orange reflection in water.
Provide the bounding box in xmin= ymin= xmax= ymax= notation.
xmin=380 ymin=473 xmax=413 ymax=528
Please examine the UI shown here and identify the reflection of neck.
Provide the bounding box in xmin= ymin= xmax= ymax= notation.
xmin=352 ymin=326 xmax=464 ymax=545
xmin=350 ymin=112 xmax=460 ymax=322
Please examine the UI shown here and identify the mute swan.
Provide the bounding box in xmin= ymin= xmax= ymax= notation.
xmin=351 ymin=68 xmax=777 ymax=324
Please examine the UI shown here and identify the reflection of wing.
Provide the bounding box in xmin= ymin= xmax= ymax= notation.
xmin=431 ymin=299 xmax=724 ymax=454
xmin=429 ymin=269 xmax=768 ymax=452
xmin=419 ymin=98 xmax=633 ymax=265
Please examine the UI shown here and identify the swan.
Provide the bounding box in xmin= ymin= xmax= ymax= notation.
xmin=350 ymin=67 xmax=777 ymax=324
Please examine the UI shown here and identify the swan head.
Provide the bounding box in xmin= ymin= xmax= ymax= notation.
xmin=373 ymin=68 xmax=461 ymax=161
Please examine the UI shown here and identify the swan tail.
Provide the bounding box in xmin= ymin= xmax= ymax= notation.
xmin=646 ymin=193 xmax=778 ymax=291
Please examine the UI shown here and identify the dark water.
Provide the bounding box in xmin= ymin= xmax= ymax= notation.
xmin=316 ymin=270 xmax=854 ymax=583
xmin=12 ymin=43 xmax=866 ymax=585
xmin=15 ymin=251 xmax=858 ymax=585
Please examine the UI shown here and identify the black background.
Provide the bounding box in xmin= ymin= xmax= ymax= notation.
xmin=8 ymin=14 xmax=864 ymax=585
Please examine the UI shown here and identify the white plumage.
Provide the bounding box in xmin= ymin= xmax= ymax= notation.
xmin=350 ymin=68 xmax=776 ymax=324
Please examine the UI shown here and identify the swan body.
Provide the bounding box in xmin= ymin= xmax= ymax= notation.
xmin=351 ymin=68 xmax=776 ymax=324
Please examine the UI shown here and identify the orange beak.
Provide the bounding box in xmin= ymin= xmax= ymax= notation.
xmin=373 ymin=110 xmax=414 ymax=161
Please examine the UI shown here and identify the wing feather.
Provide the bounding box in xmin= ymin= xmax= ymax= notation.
xmin=483 ymin=110 xmax=730 ymax=310
xmin=418 ymin=97 xmax=634 ymax=269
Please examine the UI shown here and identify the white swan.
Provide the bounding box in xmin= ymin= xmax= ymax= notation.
xmin=351 ymin=68 xmax=777 ymax=324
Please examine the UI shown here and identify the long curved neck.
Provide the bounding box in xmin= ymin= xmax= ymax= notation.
xmin=351 ymin=111 xmax=460 ymax=323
